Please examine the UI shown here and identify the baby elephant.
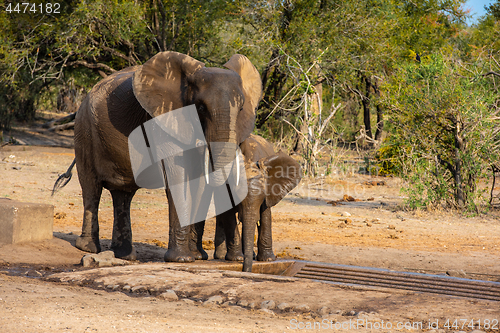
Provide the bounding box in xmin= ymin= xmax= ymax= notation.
xmin=214 ymin=134 xmax=302 ymax=272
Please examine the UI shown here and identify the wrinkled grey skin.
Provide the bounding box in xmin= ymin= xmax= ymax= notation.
xmin=214 ymin=134 xmax=302 ymax=272
xmin=72 ymin=51 xmax=262 ymax=262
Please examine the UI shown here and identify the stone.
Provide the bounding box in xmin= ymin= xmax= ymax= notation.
xmin=158 ymin=290 xmax=178 ymax=301
xmin=318 ymin=306 xmax=329 ymax=316
xmin=131 ymin=286 xmax=147 ymax=293
xmin=342 ymin=212 xmax=351 ymax=217
xmin=0 ymin=199 xmax=53 ymax=245
xmin=260 ymin=300 xmax=276 ymax=310
xmin=277 ymin=302 xmax=292 ymax=311
xmin=204 ymin=295 xmax=224 ymax=305
xmin=258 ymin=308 xmax=275 ymax=316
xmin=236 ymin=299 xmax=249 ymax=307
xmin=446 ymin=270 xmax=467 ymax=278
xmin=295 ymin=304 xmax=311 ymax=313
xmin=181 ymin=299 xmax=195 ymax=305
xmin=248 ymin=302 xmax=257 ymax=309
xmin=81 ymin=251 xmax=129 ymax=268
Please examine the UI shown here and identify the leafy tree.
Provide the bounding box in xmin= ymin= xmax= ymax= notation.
xmin=0 ymin=0 xmax=235 ymax=129
xmin=382 ymin=54 xmax=500 ymax=210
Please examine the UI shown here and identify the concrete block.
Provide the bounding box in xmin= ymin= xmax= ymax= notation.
xmin=0 ymin=199 xmax=53 ymax=245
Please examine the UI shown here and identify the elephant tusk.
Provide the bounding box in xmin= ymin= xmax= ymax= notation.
xmin=205 ymin=147 xmax=210 ymax=185
xmin=236 ymin=150 xmax=240 ymax=187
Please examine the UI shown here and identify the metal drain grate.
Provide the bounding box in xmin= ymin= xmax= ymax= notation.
xmin=287 ymin=262 xmax=500 ymax=302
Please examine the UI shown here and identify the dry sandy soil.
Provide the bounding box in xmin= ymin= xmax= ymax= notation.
xmin=0 ymin=124 xmax=499 ymax=332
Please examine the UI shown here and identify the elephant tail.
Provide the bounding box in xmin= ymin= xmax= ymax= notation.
xmin=51 ymin=158 xmax=76 ymax=196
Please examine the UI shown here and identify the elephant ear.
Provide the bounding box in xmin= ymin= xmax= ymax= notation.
xmin=132 ymin=52 xmax=205 ymax=145
xmin=133 ymin=51 xmax=205 ymax=118
xmin=260 ymin=151 xmax=302 ymax=208
xmin=223 ymin=54 xmax=262 ymax=143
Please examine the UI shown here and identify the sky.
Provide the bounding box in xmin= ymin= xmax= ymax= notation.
xmin=464 ymin=0 xmax=493 ymax=23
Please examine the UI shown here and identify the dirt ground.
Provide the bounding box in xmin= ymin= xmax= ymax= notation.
xmin=0 ymin=123 xmax=499 ymax=332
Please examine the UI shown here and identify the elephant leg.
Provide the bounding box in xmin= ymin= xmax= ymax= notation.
xmin=189 ymin=221 xmax=208 ymax=260
xmin=214 ymin=215 xmax=227 ymax=260
xmin=75 ymin=174 xmax=102 ymax=254
xmin=256 ymin=206 xmax=276 ymax=262
xmin=164 ymin=187 xmax=195 ymax=263
xmin=110 ymin=189 xmax=137 ymax=260
xmin=220 ymin=209 xmax=243 ymax=261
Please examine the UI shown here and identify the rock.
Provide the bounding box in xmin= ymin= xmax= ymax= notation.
xmin=347 ymin=310 xmax=357 ymax=316
xmin=123 ymin=285 xmax=131 ymax=292
xmin=342 ymin=212 xmax=351 ymax=217
xmin=229 ymin=305 xmax=245 ymax=311
xmin=365 ymin=222 xmax=372 ymax=227
xmin=258 ymin=308 xmax=275 ymax=316
xmin=260 ymin=300 xmax=276 ymax=310
xmin=248 ymin=302 xmax=257 ymax=309
xmin=158 ymin=290 xmax=178 ymax=301
xmin=295 ymin=304 xmax=311 ymax=313
xmin=343 ymin=195 xmax=355 ymax=201
xmin=181 ymin=299 xmax=195 ymax=305
xmin=81 ymin=251 xmax=128 ymax=268
xmin=131 ymin=286 xmax=146 ymax=293
xmin=446 ymin=270 xmax=467 ymax=278
xmin=387 ymin=225 xmax=396 ymax=230
xmin=318 ymin=306 xmax=329 ymax=316
xmin=237 ymin=299 xmax=249 ymax=307
xmin=204 ymin=295 xmax=224 ymax=305
xmin=277 ymin=302 xmax=292 ymax=311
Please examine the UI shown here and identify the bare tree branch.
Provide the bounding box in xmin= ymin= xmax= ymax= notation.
xmin=66 ymin=60 xmax=116 ymax=74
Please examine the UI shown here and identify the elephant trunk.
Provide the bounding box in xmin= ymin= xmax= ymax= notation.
xmin=241 ymin=212 xmax=257 ymax=272
xmin=206 ymin=128 xmax=238 ymax=186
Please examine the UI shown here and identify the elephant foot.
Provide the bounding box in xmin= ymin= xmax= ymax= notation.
xmin=225 ymin=250 xmax=244 ymax=261
xmin=164 ymin=248 xmax=195 ymax=263
xmin=191 ymin=247 xmax=208 ymax=260
xmin=112 ymin=245 xmax=137 ymax=261
xmin=214 ymin=245 xmax=226 ymax=260
xmin=75 ymin=236 xmax=101 ymax=253
xmin=257 ymin=251 xmax=276 ymax=262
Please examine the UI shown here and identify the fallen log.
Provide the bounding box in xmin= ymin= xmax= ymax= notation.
xmin=42 ymin=112 xmax=76 ymax=129
xmin=48 ymin=121 xmax=75 ymax=132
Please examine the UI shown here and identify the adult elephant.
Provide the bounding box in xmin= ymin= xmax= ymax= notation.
xmin=73 ymin=51 xmax=262 ymax=262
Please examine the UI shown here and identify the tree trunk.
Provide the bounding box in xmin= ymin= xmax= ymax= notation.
xmin=374 ymin=82 xmax=384 ymax=141
xmin=454 ymin=118 xmax=465 ymax=208
xmin=362 ymin=75 xmax=373 ymax=139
